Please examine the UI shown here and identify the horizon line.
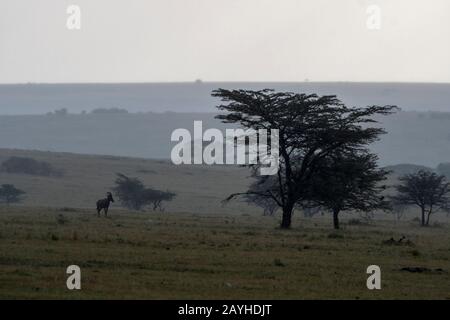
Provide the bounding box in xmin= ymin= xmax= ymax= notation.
xmin=1 ymin=80 xmax=450 ymax=86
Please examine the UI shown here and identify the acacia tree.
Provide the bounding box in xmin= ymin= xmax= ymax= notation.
xmin=307 ymin=151 xmax=389 ymax=229
xmin=392 ymin=170 xmax=450 ymax=226
xmin=141 ymin=188 xmax=176 ymax=211
xmin=113 ymin=174 xmax=147 ymax=210
xmin=213 ymin=89 xmax=396 ymax=229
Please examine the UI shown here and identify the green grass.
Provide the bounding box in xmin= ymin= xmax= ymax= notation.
xmin=1 ymin=206 xmax=449 ymax=300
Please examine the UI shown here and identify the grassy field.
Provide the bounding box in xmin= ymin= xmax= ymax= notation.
xmin=1 ymin=206 xmax=449 ymax=300
xmin=1 ymin=148 xmax=449 ymax=299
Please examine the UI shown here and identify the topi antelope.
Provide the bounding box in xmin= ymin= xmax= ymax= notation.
xmin=96 ymin=192 xmax=114 ymax=217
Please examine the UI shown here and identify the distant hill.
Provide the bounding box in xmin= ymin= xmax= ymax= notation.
xmin=1 ymin=82 xmax=450 ymax=115
xmin=1 ymin=110 xmax=450 ymax=167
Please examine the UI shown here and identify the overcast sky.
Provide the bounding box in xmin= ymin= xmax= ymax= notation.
xmin=0 ymin=0 xmax=449 ymax=83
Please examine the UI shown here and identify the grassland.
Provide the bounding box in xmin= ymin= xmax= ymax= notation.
xmin=0 ymin=206 xmax=449 ymax=300
xmin=0 ymin=148 xmax=449 ymax=299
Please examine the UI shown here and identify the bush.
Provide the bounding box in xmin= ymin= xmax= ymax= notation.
xmin=1 ymin=157 xmax=62 ymax=177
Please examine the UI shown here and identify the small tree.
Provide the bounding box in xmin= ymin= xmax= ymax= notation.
xmin=392 ymin=170 xmax=450 ymax=226
xmin=113 ymin=173 xmax=176 ymax=211
xmin=0 ymin=184 xmax=26 ymax=205
xmin=141 ymin=188 xmax=176 ymax=211
xmin=113 ymin=174 xmax=146 ymax=210
xmin=307 ymin=151 xmax=389 ymax=229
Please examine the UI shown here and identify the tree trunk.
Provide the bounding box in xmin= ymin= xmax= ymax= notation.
xmin=333 ymin=209 xmax=340 ymax=230
xmin=280 ymin=202 xmax=294 ymax=229
xmin=421 ymin=207 xmax=426 ymax=226
xmin=426 ymin=210 xmax=432 ymax=226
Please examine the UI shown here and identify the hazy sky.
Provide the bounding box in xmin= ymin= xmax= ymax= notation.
xmin=0 ymin=0 xmax=449 ymax=83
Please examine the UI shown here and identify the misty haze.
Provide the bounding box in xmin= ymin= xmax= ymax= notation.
xmin=1 ymin=0 xmax=449 ymax=303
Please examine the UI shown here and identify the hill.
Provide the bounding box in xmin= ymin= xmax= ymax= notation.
xmin=2 ymin=82 xmax=450 ymax=115
xmin=2 ymin=110 xmax=450 ymax=167
xmin=0 ymin=148 xmax=254 ymax=215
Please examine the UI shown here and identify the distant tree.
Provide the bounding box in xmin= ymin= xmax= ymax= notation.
xmin=140 ymin=188 xmax=176 ymax=211
xmin=113 ymin=173 xmax=146 ymax=210
xmin=307 ymin=151 xmax=389 ymax=229
xmin=113 ymin=173 xmax=176 ymax=211
xmin=213 ymin=89 xmax=397 ymax=229
xmin=391 ymin=170 xmax=450 ymax=226
xmin=0 ymin=184 xmax=26 ymax=205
